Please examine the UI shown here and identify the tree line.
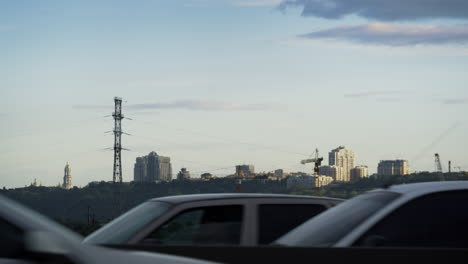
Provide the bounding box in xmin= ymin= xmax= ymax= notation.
xmin=1 ymin=171 xmax=466 ymax=235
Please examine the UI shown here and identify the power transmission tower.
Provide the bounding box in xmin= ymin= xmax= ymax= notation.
xmin=113 ymin=97 xmax=124 ymax=183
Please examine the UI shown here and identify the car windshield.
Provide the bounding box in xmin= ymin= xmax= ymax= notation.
xmin=274 ymin=191 xmax=401 ymax=247
xmin=84 ymin=201 xmax=171 ymax=244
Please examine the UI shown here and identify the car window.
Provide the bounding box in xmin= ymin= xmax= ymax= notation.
xmin=0 ymin=217 xmax=24 ymax=258
xmin=84 ymin=201 xmax=170 ymax=244
xmin=354 ymin=190 xmax=468 ymax=248
xmin=258 ymin=204 xmax=326 ymax=245
xmin=275 ymin=191 xmax=401 ymax=247
xmin=141 ymin=205 xmax=243 ymax=246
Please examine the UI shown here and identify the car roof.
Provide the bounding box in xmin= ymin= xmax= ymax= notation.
xmin=373 ymin=181 xmax=468 ymax=196
xmin=149 ymin=193 xmax=344 ymax=204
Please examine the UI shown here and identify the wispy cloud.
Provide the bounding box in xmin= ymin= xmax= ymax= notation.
xmin=233 ymin=0 xmax=282 ymax=6
xmin=128 ymin=100 xmax=281 ymax=111
xmin=279 ymin=0 xmax=468 ymax=21
xmin=443 ymin=98 xmax=468 ymax=104
xmin=299 ymin=23 xmax=468 ymax=46
xmin=344 ymin=90 xmax=402 ymax=98
xmin=73 ymin=100 xmax=282 ymax=111
xmin=72 ymin=105 xmax=109 ymax=110
xmin=127 ymin=80 xmax=210 ymax=88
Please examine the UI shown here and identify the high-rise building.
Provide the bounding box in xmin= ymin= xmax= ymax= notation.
xmin=177 ymin=168 xmax=191 ymax=180
xmin=320 ymin=165 xmax=344 ymax=181
xmin=133 ymin=157 xmax=147 ymax=182
xmin=377 ymin=160 xmax=410 ymax=176
xmin=63 ymin=162 xmax=72 ymax=189
xmin=350 ymin=166 xmax=369 ymax=181
xmin=134 ymin=152 xmax=172 ymax=182
xmin=329 ymin=146 xmax=355 ymax=182
xmin=235 ymin=165 xmax=255 ymax=177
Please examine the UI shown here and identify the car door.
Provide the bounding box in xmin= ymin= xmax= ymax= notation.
xmin=351 ymin=190 xmax=468 ymax=248
xmin=129 ymin=199 xmax=252 ymax=246
xmin=252 ymin=198 xmax=330 ymax=246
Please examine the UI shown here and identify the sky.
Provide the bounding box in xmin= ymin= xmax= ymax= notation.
xmin=1 ymin=0 xmax=468 ymax=188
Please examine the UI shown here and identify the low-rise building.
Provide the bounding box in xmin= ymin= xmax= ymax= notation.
xmin=286 ymin=175 xmax=314 ymax=189
xmin=315 ymin=175 xmax=334 ymax=188
xmin=274 ymin=169 xmax=284 ymax=179
xmin=378 ymin=160 xmax=410 ymax=176
xmin=235 ymin=164 xmax=255 ymax=177
xmin=351 ymin=165 xmax=369 ymax=181
xmin=320 ymin=165 xmax=344 ymax=181
xmin=200 ymin=173 xmax=214 ymax=181
xmin=177 ymin=168 xmax=191 ymax=180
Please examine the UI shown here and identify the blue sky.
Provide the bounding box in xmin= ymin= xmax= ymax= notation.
xmin=1 ymin=0 xmax=468 ymax=187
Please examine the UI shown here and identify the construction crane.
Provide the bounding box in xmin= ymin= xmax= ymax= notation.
xmin=434 ymin=153 xmax=444 ymax=180
xmin=301 ymin=148 xmax=324 ymax=176
xmin=301 ymin=149 xmax=323 ymax=189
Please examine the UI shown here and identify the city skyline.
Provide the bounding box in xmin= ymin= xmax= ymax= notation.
xmin=1 ymin=1 xmax=467 ymax=188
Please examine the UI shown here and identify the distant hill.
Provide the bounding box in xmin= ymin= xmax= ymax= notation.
xmin=2 ymin=172 xmax=467 ymax=235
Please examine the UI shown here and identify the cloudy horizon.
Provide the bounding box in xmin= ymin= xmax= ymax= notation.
xmin=1 ymin=0 xmax=467 ymax=188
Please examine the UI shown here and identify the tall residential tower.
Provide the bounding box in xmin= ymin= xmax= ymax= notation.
xmin=134 ymin=152 xmax=172 ymax=182
xmin=329 ymin=146 xmax=355 ymax=182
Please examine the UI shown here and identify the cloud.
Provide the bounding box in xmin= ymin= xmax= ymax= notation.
xmin=344 ymin=90 xmax=402 ymax=98
xmin=443 ymin=98 xmax=468 ymax=104
xmin=299 ymin=23 xmax=468 ymax=46
xmin=73 ymin=100 xmax=282 ymax=111
xmin=278 ymin=0 xmax=468 ymax=21
xmin=128 ymin=100 xmax=281 ymax=111
xmin=233 ymin=0 xmax=282 ymax=6
xmin=72 ymin=105 xmax=110 ymax=110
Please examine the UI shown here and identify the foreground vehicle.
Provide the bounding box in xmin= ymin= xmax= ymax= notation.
xmin=275 ymin=181 xmax=468 ymax=248
xmin=0 ymin=194 xmax=216 ymax=264
xmin=84 ymin=193 xmax=342 ymax=246
xmin=81 ymin=185 xmax=468 ymax=264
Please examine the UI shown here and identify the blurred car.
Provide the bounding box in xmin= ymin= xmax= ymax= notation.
xmin=83 ymin=193 xmax=343 ymax=246
xmin=0 ymin=194 xmax=217 ymax=264
xmin=275 ymin=181 xmax=468 ymax=248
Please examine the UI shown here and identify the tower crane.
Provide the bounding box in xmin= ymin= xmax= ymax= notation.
xmin=434 ymin=153 xmax=444 ymax=180
xmin=301 ymin=148 xmax=323 ymax=188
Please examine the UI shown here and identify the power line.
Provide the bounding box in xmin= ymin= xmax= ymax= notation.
xmin=411 ymin=121 xmax=460 ymax=162
xmin=133 ymin=118 xmax=309 ymax=157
